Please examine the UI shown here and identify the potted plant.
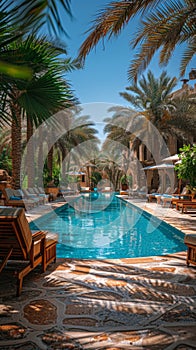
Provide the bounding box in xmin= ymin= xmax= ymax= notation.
xmin=90 ymin=171 xmax=102 ymax=191
xmin=45 ymin=179 xmax=59 ymax=200
xmin=120 ymin=174 xmax=128 ymax=190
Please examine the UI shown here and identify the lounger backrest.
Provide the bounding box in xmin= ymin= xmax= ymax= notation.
xmin=0 ymin=207 xmax=32 ymax=259
xmin=13 ymin=189 xmax=23 ymax=198
xmin=172 ymin=187 xmax=179 ymax=194
xmin=14 ymin=189 xmax=23 ymax=198
xmin=33 ymin=188 xmax=40 ymax=195
xmin=22 ymin=189 xmax=30 ymax=197
xmin=157 ymin=186 xmax=162 ymax=193
xmin=38 ymin=187 xmax=45 ymax=194
xmin=181 ymin=187 xmax=189 ymax=195
xmin=165 ymin=186 xmax=171 ymax=194
xmin=29 ymin=188 xmax=39 ymax=197
xmin=4 ymin=188 xmax=14 ymax=200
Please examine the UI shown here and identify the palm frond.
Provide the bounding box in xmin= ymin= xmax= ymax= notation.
xmin=2 ymin=0 xmax=72 ymax=37
xmin=78 ymin=0 xmax=196 ymax=81
xmin=78 ymin=0 xmax=159 ymax=62
xmin=15 ymin=72 xmax=76 ymax=127
xmin=180 ymin=38 xmax=196 ymax=77
xmin=129 ymin=0 xmax=196 ymax=80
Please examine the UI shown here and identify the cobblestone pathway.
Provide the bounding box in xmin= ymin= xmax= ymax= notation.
xmin=0 ymin=254 xmax=196 ymax=349
xmin=0 ymin=198 xmax=196 ymax=349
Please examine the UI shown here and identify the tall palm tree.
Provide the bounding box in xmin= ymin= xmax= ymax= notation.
xmin=121 ymin=70 xmax=196 ymax=145
xmin=118 ymin=70 xmax=176 ymax=164
xmin=78 ymin=0 xmax=196 ymax=81
xmin=102 ymin=107 xmax=140 ymax=188
xmin=97 ymin=150 xmax=124 ymax=191
xmin=120 ymin=70 xmax=177 ymax=133
xmin=31 ymin=109 xmax=100 ymax=187
xmin=168 ymin=92 xmax=196 ymax=142
xmin=103 ymin=107 xmax=136 ymax=148
xmin=103 ymin=71 xmax=196 ymax=188
xmin=55 ymin=114 xmax=100 ymax=183
xmin=0 ymin=36 xmax=77 ymax=188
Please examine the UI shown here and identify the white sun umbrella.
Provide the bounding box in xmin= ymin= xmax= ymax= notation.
xmin=142 ymin=163 xmax=175 ymax=192
xmin=162 ymin=154 xmax=179 ymax=162
xmin=142 ymin=163 xmax=175 ymax=170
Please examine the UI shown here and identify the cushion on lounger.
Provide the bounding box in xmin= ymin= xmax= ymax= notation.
xmin=180 ymin=195 xmax=190 ymax=200
xmin=10 ymin=196 xmax=22 ymax=200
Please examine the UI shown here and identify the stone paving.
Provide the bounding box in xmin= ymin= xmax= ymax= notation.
xmin=0 ymin=197 xmax=196 ymax=350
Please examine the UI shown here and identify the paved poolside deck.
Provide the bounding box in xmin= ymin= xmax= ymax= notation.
xmin=0 ymin=196 xmax=195 ymax=349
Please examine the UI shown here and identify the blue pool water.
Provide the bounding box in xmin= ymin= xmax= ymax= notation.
xmin=30 ymin=193 xmax=185 ymax=259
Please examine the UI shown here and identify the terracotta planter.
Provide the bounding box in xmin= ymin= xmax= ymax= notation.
xmin=46 ymin=187 xmax=59 ymax=200
xmin=121 ymin=184 xmax=128 ymax=190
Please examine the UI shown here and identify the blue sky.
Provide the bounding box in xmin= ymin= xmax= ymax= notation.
xmin=63 ymin=0 xmax=196 ymax=106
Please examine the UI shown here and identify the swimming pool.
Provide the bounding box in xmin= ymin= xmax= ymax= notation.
xmin=30 ymin=193 xmax=185 ymax=259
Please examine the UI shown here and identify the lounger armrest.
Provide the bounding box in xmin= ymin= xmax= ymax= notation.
xmin=32 ymin=231 xmax=46 ymax=241
xmin=29 ymin=232 xmax=46 ymax=268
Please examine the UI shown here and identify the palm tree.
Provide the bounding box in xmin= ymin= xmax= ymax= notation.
xmin=121 ymin=70 xmax=196 ymax=145
xmin=0 ymin=36 xmax=77 ymax=188
xmin=0 ymin=126 xmax=12 ymax=173
xmin=0 ymin=1 xmax=73 ymax=78
xmin=0 ymin=0 xmax=72 ymax=38
xmin=0 ymin=11 xmax=31 ymax=79
xmin=118 ymin=70 xmax=177 ymax=164
xmin=102 ymin=107 xmax=141 ymax=189
xmin=168 ymin=92 xmax=196 ymax=142
xmin=31 ymin=108 xmax=100 ymax=187
xmin=120 ymin=70 xmax=177 ymax=132
xmin=103 ymin=71 xmax=196 ymax=188
xmin=97 ymin=151 xmax=124 ymax=191
xmin=78 ymin=0 xmax=196 ymax=81
xmin=103 ymin=107 xmax=136 ymax=148
xmin=55 ymin=113 xmax=100 ymax=184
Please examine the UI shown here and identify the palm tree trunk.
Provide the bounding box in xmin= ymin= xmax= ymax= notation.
xmin=37 ymin=126 xmax=44 ymax=187
xmin=27 ymin=118 xmax=35 ymax=188
xmin=61 ymin=148 xmax=67 ymax=176
xmin=11 ymin=103 xmax=22 ymax=190
xmin=47 ymin=147 xmax=53 ymax=179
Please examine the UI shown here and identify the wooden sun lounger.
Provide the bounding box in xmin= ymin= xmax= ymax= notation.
xmin=177 ymin=201 xmax=196 ymax=213
xmin=184 ymin=234 xmax=196 ymax=267
xmin=0 ymin=207 xmax=57 ymax=296
xmin=3 ymin=188 xmax=35 ymax=209
xmin=171 ymin=198 xmax=194 ymax=209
